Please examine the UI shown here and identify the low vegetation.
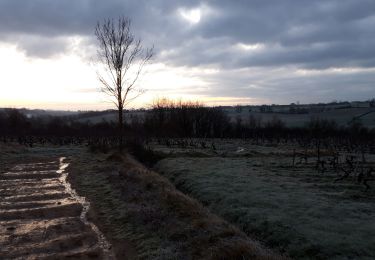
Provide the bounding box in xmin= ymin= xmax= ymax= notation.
xmin=153 ymin=140 xmax=375 ymax=259
xmin=67 ymin=149 xmax=286 ymax=259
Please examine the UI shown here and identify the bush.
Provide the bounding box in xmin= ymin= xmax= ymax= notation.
xmin=126 ymin=138 xmax=165 ymax=167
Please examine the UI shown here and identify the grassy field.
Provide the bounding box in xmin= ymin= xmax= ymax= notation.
xmin=67 ymin=151 xmax=287 ymax=259
xmin=153 ymin=140 xmax=375 ymax=259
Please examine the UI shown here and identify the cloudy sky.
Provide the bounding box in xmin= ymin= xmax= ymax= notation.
xmin=0 ymin=0 xmax=374 ymax=110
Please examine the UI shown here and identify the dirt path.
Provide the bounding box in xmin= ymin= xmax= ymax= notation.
xmin=0 ymin=157 xmax=114 ymax=259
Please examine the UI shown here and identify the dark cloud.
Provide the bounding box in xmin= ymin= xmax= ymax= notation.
xmin=1 ymin=0 xmax=374 ymax=68
xmin=0 ymin=0 xmax=374 ymax=103
xmin=193 ymin=67 xmax=375 ymax=104
xmin=176 ymin=0 xmax=375 ymax=69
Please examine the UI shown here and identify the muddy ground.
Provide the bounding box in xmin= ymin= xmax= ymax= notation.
xmin=0 ymin=155 xmax=113 ymax=259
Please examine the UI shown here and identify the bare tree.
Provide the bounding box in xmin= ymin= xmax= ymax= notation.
xmin=95 ymin=16 xmax=153 ymax=148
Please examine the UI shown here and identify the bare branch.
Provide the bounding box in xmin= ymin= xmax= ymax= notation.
xmin=94 ymin=16 xmax=153 ymax=145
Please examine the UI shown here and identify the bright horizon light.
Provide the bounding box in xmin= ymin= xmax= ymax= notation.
xmin=0 ymin=42 xmax=267 ymax=110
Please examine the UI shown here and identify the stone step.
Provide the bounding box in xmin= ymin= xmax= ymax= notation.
xmin=0 ymin=232 xmax=100 ymax=259
xmin=0 ymin=201 xmax=82 ymax=220
xmin=1 ymin=192 xmax=69 ymax=203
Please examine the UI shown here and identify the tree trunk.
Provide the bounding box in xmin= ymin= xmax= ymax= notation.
xmin=316 ymin=138 xmax=321 ymax=169
xmin=118 ymin=105 xmax=123 ymax=150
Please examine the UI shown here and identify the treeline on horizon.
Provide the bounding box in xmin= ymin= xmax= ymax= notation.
xmin=0 ymin=99 xmax=374 ymax=144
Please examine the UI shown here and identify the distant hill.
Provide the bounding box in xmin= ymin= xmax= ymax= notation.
xmin=1 ymin=99 xmax=374 ymax=128
xmin=0 ymin=108 xmax=78 ymax=118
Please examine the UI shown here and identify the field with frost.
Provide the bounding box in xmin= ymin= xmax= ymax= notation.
xmin=153 ymin=139 xmax=375 ymax=259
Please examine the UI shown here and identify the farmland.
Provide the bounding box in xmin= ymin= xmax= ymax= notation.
xmin=152 ymin=139 xmax=375 ymax=259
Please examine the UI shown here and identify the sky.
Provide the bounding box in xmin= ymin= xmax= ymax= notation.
xmin=0 ymin=0 xmax=375 ymax=110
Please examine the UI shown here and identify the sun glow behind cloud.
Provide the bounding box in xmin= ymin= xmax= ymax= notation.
xmin=179 ymin=8 xmax=201 ymax=24
xmin=236 ymin=43 xmax=265 ymax=51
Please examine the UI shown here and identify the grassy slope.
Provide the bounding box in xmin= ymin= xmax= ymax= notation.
xmin=67 ymin=151 xmax=285 ymax=260
xmin=230 ymin=107 xmax=375 ymax=128
xmin=155 ymin=156 xmax=375 ymax=259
